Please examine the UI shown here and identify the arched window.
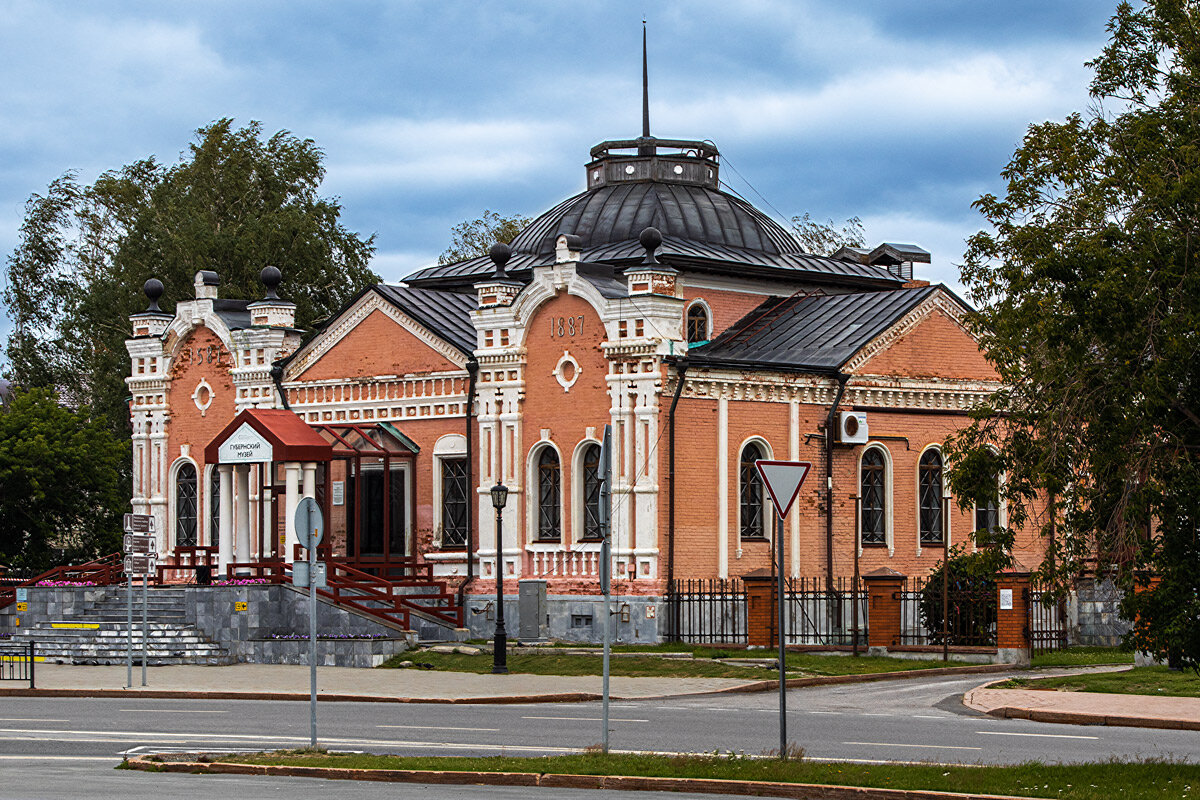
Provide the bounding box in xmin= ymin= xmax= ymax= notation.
xmin=739 ymin=442 xmax=767 ymax=540
xmin=536 ymin=448 xmax=562 ymax=542
xmin=176 ymin=463 xmax=198 ymax=548
xmin=975 ymin=473 xmax=1001 ymax=535
xmin=208 ymin=466 xmax=220 ymax=546
xmin=686 ymin=303 xmax=709 ymax=344
xmin=860 ymin=448 xmax=886 ymax=546
xmin=919 ymin=449 xmax=944 ymax=546
xmin=581 ymin=443 xmax=603 ymax=540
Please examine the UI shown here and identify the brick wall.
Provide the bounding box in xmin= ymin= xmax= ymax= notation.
xmin=297 ymin=308 xmax=459 ymax=381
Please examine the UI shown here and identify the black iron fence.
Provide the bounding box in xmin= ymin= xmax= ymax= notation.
xmin=1026 ymin=583 xmax=1069 ymax=655
xmin=665 ymin=577 xmax=867 ymax=647
xmin=0 ymin=641 xmax=34 ymax=688
xmin=665 ymin=578 xmax=748 ymax=644
xmin=784 ymin=577 xmax=867 ymax=647
xmin=898 ymin=578 xmax=997 ymax=647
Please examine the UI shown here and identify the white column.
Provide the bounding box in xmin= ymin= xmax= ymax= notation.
xmin=717 ymin=395 xmax=729 ymax=579
xmin=218 ymin=465 xmax=234 ymax=578
xmin=235 ymin=465 xmax=251 ymax=575
xmin=261 ymin=482 xmax=273 ymax=561
xmin=284 ymin=463 xmax=301 ymax=564
xmin=302 ymin=462 xmax=317 ymax=500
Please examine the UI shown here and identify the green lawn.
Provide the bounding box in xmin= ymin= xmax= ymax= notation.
xmin=999 ymin=665 xmax=1200 ymax=697
xmin=380 ymin=648 xmax=976 ymax=679
xmin=209 ymin=751 xmax=1200 ymax=800
xmin=1030 ymin=646 xmax=1133 ymax=668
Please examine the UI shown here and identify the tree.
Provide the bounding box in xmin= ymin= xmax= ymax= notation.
xmin=0 ymin=387 xmax=128 ymax=573
xmin=438 ymin=210 xmax=529 ymax=264
xmin=3 ymin=119 xmax=379 ymax=436
xmin=946 ymin=1 xmax=1200 ymax=665
xmin=790 ymin=213 xmax=866 ymax=255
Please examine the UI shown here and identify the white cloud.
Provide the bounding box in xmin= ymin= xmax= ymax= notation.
xmin=370 ymin=249 xmax=442 ymax=283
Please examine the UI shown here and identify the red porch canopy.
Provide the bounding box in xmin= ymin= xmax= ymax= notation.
xmin=204 ymin=408 xmax=332 ymax=464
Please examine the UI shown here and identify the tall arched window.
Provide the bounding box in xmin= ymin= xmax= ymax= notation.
xmin=176 ymin=463 xmax=198 ymax=548
xmin=975 ymin=473 xmax=1001 ymax=535
xmin=860 ymin=448 xmax=886 ymax=546
xmin=208 ymin=466 xmax=221 ymax=546
xmin=686 ymin=303 xmax=709 ymax=344
xmin=581 ymin=443 xmax=603 ymax=540
xmin=739 ymin=442 xmax=767 ymax=540
xmin=919 ymin=449 xmax=944 ymax=546
xmin=536 ymin=448 xmax=562 ymax=542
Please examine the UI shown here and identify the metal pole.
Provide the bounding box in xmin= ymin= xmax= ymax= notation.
xmin=492 ymin=505 xmax=507 ymax=674
xmin=141 ymin=578 xmax=148 ymax=686
xmin=943 ymin=494 xmax=950 ymax=663
xmin=600 ymin=424 xmax=612 ymax=754
xmin=28 ymin=640 xmax=34 ymax=690
xmin=309 ymin=536 xmax=318 ymax=747
xmin=777 ymin=510 xmax=787 ymax=759
xmin=125 ymin=575 xmax=132 ymax=689
xmin=852 ymin=495 xmax=860 ymax=657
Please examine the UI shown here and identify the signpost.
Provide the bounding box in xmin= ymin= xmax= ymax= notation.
xmin=295 ymin=497 xmax=324 ymax=748
xmin=754 ymin=460 xmax=811 ymax=760
xmin=598 ymin=424 xmax=613 ymax=753
xmin=122 ymin=515 xmax=156 ymax=689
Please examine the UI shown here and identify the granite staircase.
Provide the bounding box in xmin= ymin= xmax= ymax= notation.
xmin=9 ymin=586 xmax=233 ymax=665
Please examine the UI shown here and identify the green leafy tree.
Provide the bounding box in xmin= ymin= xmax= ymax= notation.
xmin=0 ymin=387 xmax=128 ymax=573
xmin=919 ymin=541 xmax=1011 ymax=646
xmin=946 ymin=1 xmax=1200 ymax=665
xmin=790 ymin=213 xmax=866 ymax=256
xmin=3 ymin=119 xmax=379 ymax=436
xmin=438 ymin=210 xmax=529 ymax=264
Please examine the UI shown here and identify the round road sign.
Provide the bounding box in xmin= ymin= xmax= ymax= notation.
xmin=295 ymin=497 xmax=324 ymax=550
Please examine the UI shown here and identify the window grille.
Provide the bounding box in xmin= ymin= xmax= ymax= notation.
xmin=176 ymin=463 xmax=198 ymax=548
xmin=919 ymin=449 xmax=944 ymax=545
xmin=537 ymin=448 xmax=561 ymax=541
xmin=581 ymin=443 xmax=603 ymax=540
xmin=860 ymin=448 xmax=886 ymax=546
xmin=739 ymin=443 xmax=767 ymax=540
xmin=441 ymin=457 xmax=468 ymax=548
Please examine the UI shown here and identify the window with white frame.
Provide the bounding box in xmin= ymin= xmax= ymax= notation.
xmin=686 ymin=301 xmax=711 ymax=344
xmin=207 ymin=465 xmax=220 ymax=546
xmin=536 ymin=447 xmax=562 ymax=542
xmin=579 ymin=442 xmax=603 ymax=540
xmin=859 ymin=447 xmax=887 ymax=547
xmin=918 ymin=449 xmax=944 ymax=546
xmin=175 ymin=462 xmax=198 ymax=548
xmin=433 ymin=434 xmax=468 ymax=549
xmin=739 ymin=441 xmax=769 ymax=540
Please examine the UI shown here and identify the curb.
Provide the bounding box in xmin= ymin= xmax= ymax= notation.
xmin=962 ymin=680 xmax=1200 ymax=732
xmin=121 ymin=755 xmax=1039 ymax=800
xmin=0 ymin=663 xmax=1018 ymax=705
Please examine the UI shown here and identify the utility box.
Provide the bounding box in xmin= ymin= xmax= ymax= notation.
xmin=518 ymin=579 xmax=548 ymax=641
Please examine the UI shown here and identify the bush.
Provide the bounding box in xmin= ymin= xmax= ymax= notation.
xmin=919 ymin=544 xmax=1009 ymax=646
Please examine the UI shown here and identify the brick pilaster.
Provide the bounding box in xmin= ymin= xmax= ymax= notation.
xmin=995 ymin=570 xmax=1031 ymax=665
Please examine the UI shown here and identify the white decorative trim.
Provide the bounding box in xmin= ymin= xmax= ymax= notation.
xmin=857 ymin=443 xmax=895 ymax=557
xmin=736 ymin=436 xmax=774 ymax=549
xmin=191 ymin=377 xmax=214 ymax=417
xmin=553 ymin=350 xmax=581 ymax=392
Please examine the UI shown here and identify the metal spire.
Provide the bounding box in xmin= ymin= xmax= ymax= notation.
xmin=642 ymin=20 xmax=650 ymax=139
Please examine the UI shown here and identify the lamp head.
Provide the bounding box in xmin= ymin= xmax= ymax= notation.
xmin=490 ymin=482 xmax=509 ymax=510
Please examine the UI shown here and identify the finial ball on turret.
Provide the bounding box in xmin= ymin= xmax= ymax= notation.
xmin=639 ymin=226 xmax=663 ymax=264
xmin=143 ymin=278 xmax=165 ymax=312
xmin=261 ymin=265 xmax=282 ymax=299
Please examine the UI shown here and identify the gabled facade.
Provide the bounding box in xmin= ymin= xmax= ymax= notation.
xmin=126 ymin=132 xmax=1040 ymax=640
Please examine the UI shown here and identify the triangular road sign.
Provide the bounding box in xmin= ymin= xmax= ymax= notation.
xmin=755 ymin=460 xmax=812 ymax=519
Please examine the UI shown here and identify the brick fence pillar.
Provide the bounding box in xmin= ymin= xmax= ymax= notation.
xmin=995 ymin=569 xmax=1031 ymax=665
xmin=862 ymin=567 xmax=906 ymax=656
xmin=742 ymin=568 xmax=776 ymax=648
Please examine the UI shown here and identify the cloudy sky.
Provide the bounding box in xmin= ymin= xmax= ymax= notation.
xmin=0 ymin=0 xmax=1114 ymax=361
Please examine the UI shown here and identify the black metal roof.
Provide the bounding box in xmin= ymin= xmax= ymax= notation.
xmin=373 ymin=284 xmax=476 ymax=355
xmin=212 ymin=298 xmax=252 ymax=331
xmin=405 ymin=236 xmax=902 ymax=290
xmin=688 ymin=285 xmax=942 ymax=372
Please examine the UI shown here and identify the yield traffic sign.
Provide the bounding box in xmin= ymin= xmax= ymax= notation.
xmin=754 ymin=460 xmax=812 ymax=519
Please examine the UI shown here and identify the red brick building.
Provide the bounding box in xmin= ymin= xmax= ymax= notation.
xmin=126 ymin=132 xmax=1038 ymax=641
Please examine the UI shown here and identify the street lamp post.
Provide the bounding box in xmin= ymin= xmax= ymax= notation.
xmin=491 ymin=482 xmax=509 ymax=675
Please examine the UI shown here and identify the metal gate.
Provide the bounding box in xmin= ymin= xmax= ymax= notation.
xmin=0 ymin=641 xmax=34 ymax=688
xmin=1026 ymin=584 xmax=1069 ymax=655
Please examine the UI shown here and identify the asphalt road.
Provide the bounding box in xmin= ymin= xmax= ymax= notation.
xmin=2 ymin=672 xmax=1196 ymax=798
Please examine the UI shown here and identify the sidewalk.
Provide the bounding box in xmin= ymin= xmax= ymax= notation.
xmin=964 ymin=678 xmax=1200 ymax=731
xmin=2 ymin=662 xmax=751 ymax=703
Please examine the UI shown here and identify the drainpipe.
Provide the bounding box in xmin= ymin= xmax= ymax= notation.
xmin=457 ymin=358 xmax=479 ymax=610
xmin=271 ymin=364 xmax=291 ymax=410
xmin=666 ymin=356 xmax=688 ymax=640
xmin=825 ymin=373 xmax=850 ymax=587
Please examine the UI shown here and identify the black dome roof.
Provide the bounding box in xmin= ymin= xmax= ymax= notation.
xmin=510 ymin=181 xmax=803 ymax=258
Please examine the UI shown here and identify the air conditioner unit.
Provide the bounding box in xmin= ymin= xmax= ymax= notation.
xmin=839 ymin=411 xmax=869 ymax=445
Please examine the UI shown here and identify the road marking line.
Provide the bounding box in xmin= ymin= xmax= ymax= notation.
xmin=377 ymin=725 xmax=501 ymax=732
xmin=912 ymin=715 xmax=943 ymax=719
xmin=861 ymin=713 xmax=893 ymax=716
xmin=522 ymin=716 xmax=649 ymax=723
xmin=0 ymin=755 xmax=118 ymax=762
xmin=844 ymin=741 xmax=982 ymax=751
xmin=976 ymin=731 xmax=1100 ymax=740
xmin=118 ymin=709 xmax=228 ymax=713
xmin=0 ymin=718 xmax=69 ymax=722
